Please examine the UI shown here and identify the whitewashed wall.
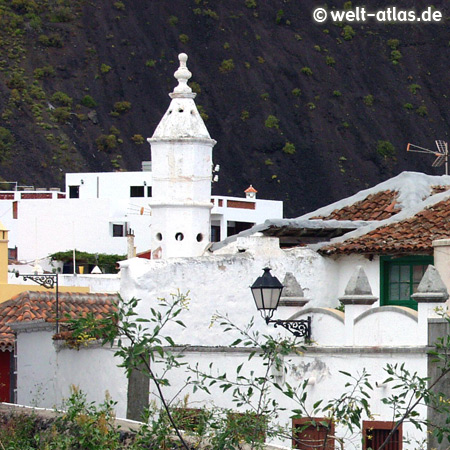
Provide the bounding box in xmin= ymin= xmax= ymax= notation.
xmin=14 ymin=324 xmax=128 ymax=417
xmin=13 ymin=198 xmax=151 ymax=261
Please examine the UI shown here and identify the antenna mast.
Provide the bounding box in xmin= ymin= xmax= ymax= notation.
xmin=406 ymin=140 xmax=448 ymax=175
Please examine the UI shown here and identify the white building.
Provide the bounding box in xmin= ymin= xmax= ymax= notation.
xmin=7 ymin=54 xmax=450 ymax=450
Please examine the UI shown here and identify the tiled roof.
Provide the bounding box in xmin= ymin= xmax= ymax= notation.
xmin=319 ymin=197 xmax=450 ymax=255
xmin=311 ymin=190 xmax=400 ymax=221
xmin=0 ymin=291 xmax=117 ymax=352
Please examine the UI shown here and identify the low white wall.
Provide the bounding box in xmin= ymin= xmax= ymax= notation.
xmin=15 ymin=325 xmax=128 ymax=417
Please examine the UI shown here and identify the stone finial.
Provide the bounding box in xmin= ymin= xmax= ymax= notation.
xmin=411 ymin=265 xmax=449 ymax=302
xmin=171 ymin=53 xmax=194 ymax=97
xmin=339 ymin=266 xmax=377 ymax=305
xmin=279 ymin=272 xmax=309 ymax=307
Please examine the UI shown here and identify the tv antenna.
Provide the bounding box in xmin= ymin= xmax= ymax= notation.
xmin=406 ymin=140 xmax=448 ymax=175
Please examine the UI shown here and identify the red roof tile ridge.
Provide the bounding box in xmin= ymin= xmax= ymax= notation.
xmin=313 ymin=189 xmax=450 ymax=255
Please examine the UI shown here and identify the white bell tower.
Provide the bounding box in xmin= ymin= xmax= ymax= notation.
xmin=148 ymin=53 xmax=216 ymax=259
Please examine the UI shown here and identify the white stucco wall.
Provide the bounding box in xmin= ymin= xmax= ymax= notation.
xmin=13 ymin=198 xmax=151 ymax=261
xmin=15 ymin=325 xmax=128 ymax=417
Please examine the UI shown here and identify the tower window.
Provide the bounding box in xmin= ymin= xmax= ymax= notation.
xmin=69 ymin=186 xmax=79 ymax=198
xmin=175 ymin=232 xmax=184 ymax=241
xmin=130 ymin=186 xmax=145 ymax=197
xmin=147 ymin=186 xmax=152 ymax=197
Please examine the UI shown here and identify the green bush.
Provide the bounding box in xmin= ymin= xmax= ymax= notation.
xmin=333 ymin=90 xmax=342 ymax=97
xmin=342 ymin=25 xmax=355 ymax=40
xmin=275 ymin=9 xmax=284 ymax=24
xmin=96 ymin=134 xmax=118 ymax=151
xmin=300 ymin=67 xmax=313 ymax=76
xmin=49 ymin=6 xmax=74 ymax=23
xmin=403 ymin=103 xmax=414 ymax=110
xmin=113 ymin=1 xmax=125 ymax=11
xmin=409 ymin=83 xmax=421 ymax=94
xmin=81 ymin=95 xmax=97 ymax=108
xmin=245 ymin=0 xmax=257 ymax=8
xmin=376 ymin=140 xmax=396 ymax=159
xmin=387 ymin=38 xmax=400 ymax=49
xmin=179 ymin=34 xmax=189 ymax=44
xmin=100 ymin=63 xmax=112 ymax=74
xmin=325 ymin=56 xmax=336 ymax=66
xmin=219 ymin=59 xmax=234 ymax=73
xmin=415 ymin=105 xmax=428 ymax=117
xmin=112 ymin=101 xmax=131 ymax=114
xmin=168 ymin=15 xmax=178 ymax=26
xmin=33 ymin=65 xmax=55 ymax=79
xmin=51 ymin=107 xmax=71 ymax=124
xmin=38 ymin=33 xmax=63 ymax=47
xmin=0 ymin=127 xmax=14 ymax=162
xmin=291 ymin=88 xmax=301 ymax=97
xmin=51 ymin=91 xmax=73 ymax=107
xmin=390 ymin=50 xmax=402 ymax=64
xmin=282 ymin=142 xmax=296 ymax=155
xmin=131 ymin=134 xmax=145 ymax=144
xmin=264 ymin=115 xmax=279 ymax=129
xmin=240 ymin=110 xmax=249 ymax=121
xmin=363 ymin=94 xmax=374 ymax=106
xmin=145 ymin=59 xmax=156 ymax=67
xmin=307 ymin=102 xmax=316 ymax=110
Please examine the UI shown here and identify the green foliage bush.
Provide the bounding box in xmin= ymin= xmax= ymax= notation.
xmin=145 ymin=59 xmax=156 ymax=67
xmin=282 ymin=142 xmax=296 ymax=155
xmin=33 ymin=65 xmax=55 ymax=79
xmin=387 ymin=38 xmax=400 ymax=49
xmin=240 ymin=110 xmax=249 ymax=121
xmin=409 ymin=83 xmax=421 ymax=94
xmin=179 ymin=34 xmax=189 ymax=44
xmin=168 ymin=15 xmax=178 ymax=26
xmin=245 ymin=0 xmax=257 ymax=8
xmin=403 ymin=102 xmax=414 ymax=110
xmin=416 ymin=105 xmax=428 ymax=116
xmin=131 ymin=134 xmax=145 ymax=144
xmin=112 ymin=101 xmax=131 ymax=114
xmin=376 ymin=140 xmax=396 ymax=159
xmin=264 ymin=115 xmax=279 ymax=129
xmin=342 ymin=25 xmax=355 ymax=40
xmin=38 ymin=33 xmax=63 ymax=47
xmin=219 ymin=59 xmax=234 ymax=73
xmin=0 ymin=127 xmax=14 ymax=162
xmin=113 ymin=1 xmax=125 ymax=11
xmin=390 ymin=50 xmax=402 ymax=64
xmin=275 ymin=9 xmax=284 ymax=24
xmin=363 ymin=94 xmax=374 ymax=106
xmin=100 ymin=63 xmax=111 ymax=74
xmin=81 ymin=95 xmax=97 ymax=108
xmin=51 ymin=91 xmax=73 ymax=107
xmin=49 ymin=6 xmax=74 ymax=23
xmin=333 ymin=90 xmax=342 ymax=97
xmin=51 ymin=107 xmax=71 ymax=124
xmin=95 ymin=134 xmax=117 ymax=151
xmin=300 ymin=67 xmax=313 ymax=76
xmin=291 ymin=88 xmax=301 ymax=97
xmin=325 ymin=56 xmax=336 ymax=66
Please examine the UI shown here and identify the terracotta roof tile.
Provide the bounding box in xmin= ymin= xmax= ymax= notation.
xmin=0 ymin=291 xmax=118 ymax=352
xmin=311 ymin=190 xmax=401 ymax=221
xmin=319 ymin=197 xmax=450 ymax=256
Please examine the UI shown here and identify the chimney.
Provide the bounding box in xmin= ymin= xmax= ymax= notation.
xmin=0 ymin=222 xmax=9 ymax=284
xmin=432 ymin=239 xmax=450 ymax=297
xmin=127 ymin=229 xmax=136 ymax=259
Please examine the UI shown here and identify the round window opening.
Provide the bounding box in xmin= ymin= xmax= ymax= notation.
xmin=156 ymin=233 xmax=163 ymax=241
xmin=196 ymin=233 xmax=203 ymax=242
xmin=175 ymin=232 xmax=184 ymax=241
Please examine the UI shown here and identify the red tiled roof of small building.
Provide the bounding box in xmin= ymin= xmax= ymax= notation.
xmin=319 ymin=197 xmax=450 ymax=256
xmin=311 ymin=190 xmax=401 ymax=221
xmin=0 ymin=291 xmax=118 ymax=352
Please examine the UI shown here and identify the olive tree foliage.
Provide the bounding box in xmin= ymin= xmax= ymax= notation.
xmin=69 ymin=294 xmax=450 ymax=450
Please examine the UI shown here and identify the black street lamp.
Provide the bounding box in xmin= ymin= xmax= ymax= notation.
xmin=15 ymin=272 xmax=59 ymax=333
xmin=250 ymin=268 xmax=311 ymax=339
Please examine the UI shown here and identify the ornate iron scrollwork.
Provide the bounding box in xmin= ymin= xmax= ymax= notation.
xmin=268 ymin=316 xmax=311 ymax=339
xmin=22 ymin=274 xmax=57 ymax=289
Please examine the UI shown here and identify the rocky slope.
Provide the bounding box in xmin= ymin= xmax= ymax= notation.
xmin=0 ymin=0 xmax=449 ymax=217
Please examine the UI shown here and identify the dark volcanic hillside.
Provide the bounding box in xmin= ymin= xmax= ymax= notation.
xmin=0 ymin=0 xmax=449 ymax=217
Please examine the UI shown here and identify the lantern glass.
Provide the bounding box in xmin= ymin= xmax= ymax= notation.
xmin=250 ymin=268 xmax=284 ymax=315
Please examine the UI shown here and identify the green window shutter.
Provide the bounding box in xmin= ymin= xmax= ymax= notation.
xmin=380 ymin=255 xmax=433 ymax=310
